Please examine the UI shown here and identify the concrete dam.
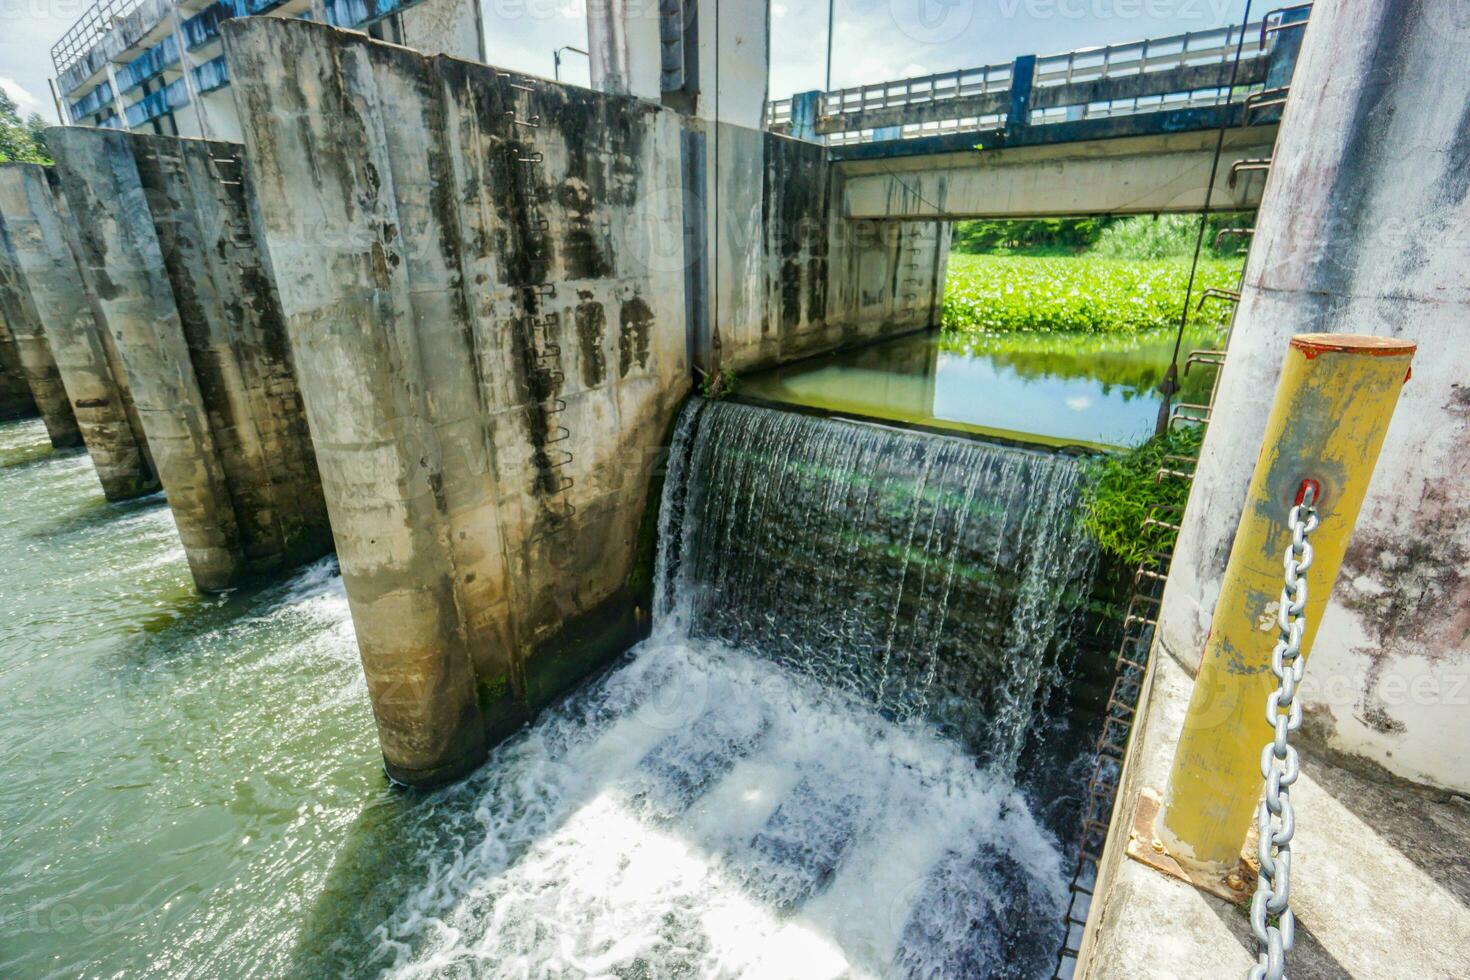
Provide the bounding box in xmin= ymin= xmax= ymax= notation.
xmin=5 ymin=1 xmax=1470 ymax=977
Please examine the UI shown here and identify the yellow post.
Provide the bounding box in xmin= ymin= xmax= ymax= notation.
xmin=1157 ymin=333 xmax=1414 ymax=870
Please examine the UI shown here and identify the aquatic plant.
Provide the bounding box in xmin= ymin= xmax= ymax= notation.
xmin=700 ymin=366 xmax=740 ymax=399
xmin=1080 ymin=424 xmax=1205 ymax=567
xmin=941 ymin=253 xmax=1242 ymax=336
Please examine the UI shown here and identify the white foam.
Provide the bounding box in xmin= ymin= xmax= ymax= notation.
xmin=371 ymin=637 xmax=1067 ymax=977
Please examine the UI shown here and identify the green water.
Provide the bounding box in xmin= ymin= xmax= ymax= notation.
xmin=0 ymin=417 xmax=392 ymax=976
xmin=740 ymin=327 xmax=1221 ymax=450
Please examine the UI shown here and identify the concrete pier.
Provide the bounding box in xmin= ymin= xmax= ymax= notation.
xmin=48 ymin=127 xmax=331 ymax=591
xmin=0 ymin=310 xmax=37 ymax=421
xmin=0 ymin=164 xmax=156 ymax=500
xmin=0 ymin=183 xmax=81 ymax=448
xmin=225 ymin=17 xmax=693 ymax=784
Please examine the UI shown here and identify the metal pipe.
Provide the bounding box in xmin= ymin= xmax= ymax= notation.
xmin=553 ymin=45 xmax=588 ymax=82
xmin=1155 ymin=334 xmax=1414 ymax=871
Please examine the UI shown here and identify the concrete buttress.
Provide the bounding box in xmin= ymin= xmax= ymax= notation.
xmin=47 ymin=126 xmax=332 ymax=592
xmin=223 ymin=17 xmax=691 ymax=785
xmin=0 ymin=309 xmax=36 ymax=421
xmin=0 ymin=164 xmax=157 ymax=500
xmin=0 ymin=175 xmax=81 ymax=449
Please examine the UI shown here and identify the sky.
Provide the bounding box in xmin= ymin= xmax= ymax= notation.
xmin=1 ymin=0 xmax=1278 ymax=124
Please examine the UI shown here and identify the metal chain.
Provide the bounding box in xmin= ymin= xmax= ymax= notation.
xmin=1249 ymin=486 xmax=1318 ymax=980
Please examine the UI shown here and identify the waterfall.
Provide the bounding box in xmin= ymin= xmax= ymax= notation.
xmin=365 ymin=399 xmax=1100 ymax=978
xmin=656 ymin=400 xmax=1097 ymax=773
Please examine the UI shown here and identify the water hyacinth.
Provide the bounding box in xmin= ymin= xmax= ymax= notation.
xmin=941 ymin=253 xmax=1244 ymax=336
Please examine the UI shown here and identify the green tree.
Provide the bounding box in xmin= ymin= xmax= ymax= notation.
xmin=0 ymin=89 xmax=52 ymax=164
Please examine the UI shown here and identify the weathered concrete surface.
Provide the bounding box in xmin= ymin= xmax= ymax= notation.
xmin=0 ymin=164 xmax=156 ymax=500
xmin=1159 ymin=0 xmax=1470 ymax=795
xmin=393 ymin=0 xmax=485 ymax=64
xmin=0 ymin=180 xmax=81 ymax=449
xmin=224 ymin=17 xmax=690 ymax=785
xmin=48 ymin=126 xmax=332 ymax=591
xmin=0 ymin=310 xmax=36 ymax=420
xmin=837 ymin=127 xmax=1275 ymax=220
xmin=1077 ymin=650 xmax=1470 ymax=979
xmin=708 ymin=123 xmax=947 ymax=372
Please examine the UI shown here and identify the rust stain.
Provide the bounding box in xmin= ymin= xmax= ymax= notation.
xmin=1289 ymin=333 xmax=1417 ymax=360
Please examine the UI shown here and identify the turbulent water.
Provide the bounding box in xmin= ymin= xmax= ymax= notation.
xmin=1 ymin=400 xmax=1099 ymax=979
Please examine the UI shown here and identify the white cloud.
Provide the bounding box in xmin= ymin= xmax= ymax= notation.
xmin=0 ymin=77 xmax=42 ymax=114
xmin=772 ymin=2 xmax=788 ymax=18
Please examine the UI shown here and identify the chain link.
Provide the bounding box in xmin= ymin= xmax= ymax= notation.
xmin=1249 ymin=486 xmax=1318 ymax=980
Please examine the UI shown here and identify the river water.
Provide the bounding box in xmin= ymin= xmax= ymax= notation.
xmin=2 ymin=399 xmax=1100 ymax=978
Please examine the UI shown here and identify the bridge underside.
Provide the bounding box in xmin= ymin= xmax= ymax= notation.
xmin=837 ymin=126 xmax=1275 ymax=221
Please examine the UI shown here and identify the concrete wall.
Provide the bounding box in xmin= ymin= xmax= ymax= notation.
xmin=587 ymin=0 xmax=662 ymax=100
xmin=0 ymin=176 xmax=82 ymax=449
xmin=0 ymin=164 xmax=156 ymax=499
xmin=223 ymin=16 xmax=691 ymax=785
xmin=48 ymin=127 xmax=332 ymax=592
xmin=588 ymin=0 xmax=769 ymax=127
xmin=394 ymin=0 xmax=485 ymax=63
xmin=698 ymin=0 xmax=768 ymax=129
xmin=0 ymin=310 xmax=36 ymax=420
xmin=706 ymin=125 xmax=947 ymax=372
xmin=1160 ymin=0 xmax=1470 ymax=794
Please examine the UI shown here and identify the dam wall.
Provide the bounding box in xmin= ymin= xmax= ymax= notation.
xmin=46 ymin=127 xmax=331 ymax=591
xmin=218 ymin=15 xmax=943 ymax=784
xmin=701 ymin=123 xmax=948 ymax=372
xmin=0 ymin=164 xmax=156 ymax=500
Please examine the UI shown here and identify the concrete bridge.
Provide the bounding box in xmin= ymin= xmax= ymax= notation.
xmin=769 ymin=13 xmax=1308 ymax=220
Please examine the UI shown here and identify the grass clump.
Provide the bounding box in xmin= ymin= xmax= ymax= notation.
xmin=941 ymin=252 xmax=1242 ymax=336
xmin=1080 ymin=425 xmax=1204 ymax=568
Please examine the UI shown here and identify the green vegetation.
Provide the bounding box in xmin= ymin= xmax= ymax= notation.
xmin=701 ymin=366 xmax=739 ymax=399
xmin=942 ymin=252 xmax=1242 ymax=336
xmin=950 ymin=212 xmax=1252 ymax=259
xmin=1080 ymin=424 xmax=1204 ymax=567
xmin=0 ymin=90 xmax=51 ymax=164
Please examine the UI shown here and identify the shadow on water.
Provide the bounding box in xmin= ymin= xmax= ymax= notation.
xmin=0 ymin=442 xmax=85 ymax=471
xmin=23 ymin=488 xmax=168 ymax=542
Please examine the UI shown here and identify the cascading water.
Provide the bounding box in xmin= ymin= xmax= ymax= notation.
xmin=364 ymin=400 xmax=1100 ymax=978
xmin=658 ymin=401 xmax=1098 ymax=772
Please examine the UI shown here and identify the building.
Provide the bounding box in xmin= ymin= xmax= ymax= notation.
xmin=51 ymin=0 xmax=483 ymax=143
